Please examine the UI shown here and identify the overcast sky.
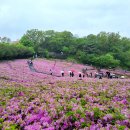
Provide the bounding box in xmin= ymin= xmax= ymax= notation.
xmin=0 ymin=0 xmax=129 ymax=40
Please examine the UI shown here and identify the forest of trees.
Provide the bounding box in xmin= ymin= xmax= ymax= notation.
xmin=1 ymin=29 xmax=130 ymax=70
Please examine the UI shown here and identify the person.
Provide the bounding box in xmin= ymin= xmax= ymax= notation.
xmin=27 ymin=59 xmax=33 ymax=66
xmin=30 ymin=60 xmax=33 ymax=66
xmin=83 ymin=74 xmax=85 ymax=78
xmin=61 ymin=70 xmax=64 ymax=77
xmin=99 ymin=75 xmax=102 ymax=79
xmin=94 ymin=72 xmax=98 ymax=78
xmin=106 ymin=71 xmax=110 ymax=79
xmin=86 ymin=72 xmax=89 ymax=77
xmin=27 ymin=60 xmax=30 ymax=65
xmin=61 ymin=52 xmax=63 ymax=55
xmin=90 ymin=72 xmax=92 ymax=77
xmin=50 ymin=69 xmax=53 ymax=75
xmin=72 ymin=71 xmax=74 ymax=77
xmin=68 ymin=71 xmax=72 ymax=77
xmin=35 ymin=53 xmax=37 ymax=58
xmin=78 ymin=72 xmax=82 ymax=80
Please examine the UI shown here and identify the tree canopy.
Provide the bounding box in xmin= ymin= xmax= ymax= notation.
xmin=1 ymin=29 xmax=130 ymax=70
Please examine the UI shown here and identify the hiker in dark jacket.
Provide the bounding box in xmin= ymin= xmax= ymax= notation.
xmin=72 ymin=71 xmax=74 ymax=77
xmin=61 ymin=70 xmax=64 ymax=77
xmin=78 ymin=72 xmax=82 ymax=80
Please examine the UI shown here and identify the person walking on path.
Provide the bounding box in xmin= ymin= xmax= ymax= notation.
xmin=90 ymin=72 xmax=92 ymax=77
xmin=106 ymin=71 xmax=110 ymax=79
xmin=50 ymin=69 xmax=53 ymax=75
xmin=71 ymin=71 xmax=74 ymax=77
xmin=71 ymin=70 xmax=75 ymax=77
xmin=68 ymin=71 xmax=72 ymax=77
xmin=61 ymin=70 xmax=64 ymax=77
xmin=78 ymin=72 xmax=82 ymax=80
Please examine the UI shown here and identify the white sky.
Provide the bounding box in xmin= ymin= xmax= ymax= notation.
xmin=0 ymin=0 xmax=129 ymax=40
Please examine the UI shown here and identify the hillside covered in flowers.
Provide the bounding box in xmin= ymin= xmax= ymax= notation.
xmin=0 ymin=59 xmax=130 ymax=130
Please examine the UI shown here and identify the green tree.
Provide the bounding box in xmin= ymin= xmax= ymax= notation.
xmin=94 ymin=53 xmax=120 ymax=68
xmin=0 ymin=43 xmax=34 ymax=60
xmin=20 ymin=29 xmax=45 ymax=54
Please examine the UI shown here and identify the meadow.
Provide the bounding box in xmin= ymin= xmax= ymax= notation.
xmin=0 ymin=59 xmax=130 ymax=130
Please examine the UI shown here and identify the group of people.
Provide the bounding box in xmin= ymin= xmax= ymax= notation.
xmin=60 ymin=70 xmax=119 ymax=79
xmin=94 ymin=71 xmax=119 ymax=79
xmin=60 ymin=70 xmax=87 ymax=79
xmin=27 ymin=59 xmax=121 ymax=79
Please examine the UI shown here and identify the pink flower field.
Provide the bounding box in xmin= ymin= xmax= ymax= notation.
xmin=0 ymin=59 xmax=102 ymax=86
xmin=0 ymin=59 xmax=130 ymax=130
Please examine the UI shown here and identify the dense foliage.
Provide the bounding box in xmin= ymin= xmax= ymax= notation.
xmin=20 ymin=29 xmax=130 ymax=70
xmin=0 ymin=43 xmax=34 ymax=60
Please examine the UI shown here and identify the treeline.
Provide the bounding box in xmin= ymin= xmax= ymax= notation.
xmin=1 ymin=29 xmax=130 ymax=70
xmin=0 ymin=43 xmax=34 ymax=60
xmin=20 ymin=29 xmax=130 ymax=70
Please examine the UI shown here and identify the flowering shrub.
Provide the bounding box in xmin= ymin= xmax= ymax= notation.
xmin=0 ymin=59 xmax=130 ymax=129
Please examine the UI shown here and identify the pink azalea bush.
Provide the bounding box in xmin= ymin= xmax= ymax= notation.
xmin=0 ymin=59 xmax=130 ymax=130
